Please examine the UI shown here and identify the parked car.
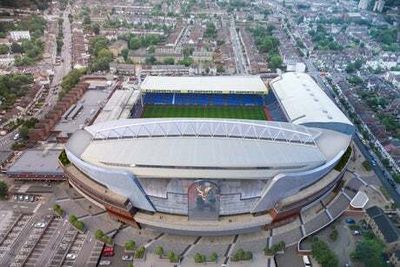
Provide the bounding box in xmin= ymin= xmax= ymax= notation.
xmin=345 ymin=218 xmax=355 ymax=224
xmin=302 ymin=255 xmax=312 ymax=266
xmin=102 ymin=246 xmax=114 ymax=257
xmin=353 ymin=230 xmax=361 ymax=236
xmin=122 ymin=255 xmax=133 ymax=261
xmin=34 ymin=222 xmax=46 ymax=228
xmin=66 ymin=253 xmax=76 ymax=260
xmin=99 ymin=260 xmax=111 ymax=266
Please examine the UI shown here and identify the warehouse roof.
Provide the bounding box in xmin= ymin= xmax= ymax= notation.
xmin=7 ymin=149 xmax=63 ymax=175
xmin=140 ymin=76 xmax=268 ymax=94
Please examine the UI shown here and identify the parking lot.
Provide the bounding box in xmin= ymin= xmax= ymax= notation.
xmin=0 ymin=209 xmax=103 ymax=267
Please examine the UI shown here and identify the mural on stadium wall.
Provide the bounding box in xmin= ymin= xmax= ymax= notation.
xmin=188 ymin=180 xmax=220 ymax=220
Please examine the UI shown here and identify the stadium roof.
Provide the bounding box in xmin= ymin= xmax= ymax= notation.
xmin=66 ymin=118 xmax=351 ymax=180
xmin=140 ymin=76 xmax=268 ymax=94
xmin=270 ymin=72 xmax=352 ymax=127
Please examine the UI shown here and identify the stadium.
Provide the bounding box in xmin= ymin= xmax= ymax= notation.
xmin=63 ymin=72 xmax=354 ymax=235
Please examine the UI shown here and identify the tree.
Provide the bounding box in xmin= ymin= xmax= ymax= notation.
xmin=92 ymin=23 xmax=100 ymax=35
xmin=167 ymin=251 xmax=179 ymax=263
xmin=95 ymin=229 xmax=105 ymax=240
xmin=19 ymin=126 xmax=30 ymax=140
xmin=178 ymin=57 xmax=193 ymax=66
xmin=183 ymin=47 xmax=194 ymax=57
xmin=264 ymin=241 xmax=285 ymax=256
xmin=194 ymin=253 xmax=206 ymax=263
xmin=124 ymin=240 xmax=136 ymax=251
xmin=58 ymin=150 xmax=70 ymax=165
xmin=311 ymin=238 xmax=338 ymax=267
xmin=204 ymin=22 xmax=217 ymax=39
xmin=155 ymin=246 xmax=164 ymax=257
xmin=210 ymin=252 xmax=218 ymax=262
xmin=60 ymin=68 xmax=86 ymax=95
xmin=0 ymin=180 xmax=8 ymax=199
xmin=145 ymin=56 xmax=157 ymax=65
xmin=269 ymin=55 xmax=282 ymax=69
xmin=121 ymin=48 xmax=129 ymax=62
xmin=329 ymin=227 xmax=338 ymax=241
xmin=0 ymin=44 xmax=8 ymax=54
xmin=129 ymin=37 xmax=141 ymax=50
xmin=69 ymin=214 xmax=78 ymax=223
xmin=53 ymin=204 xmax=64 ymax=216
xmin=134 ymin=247 xmax=145 ymax=259
xmin=231 ymin=249 xmax=253 ymax=262
xmin=163 ymin=57 xmax=174 ymax=65
xmin=11 ymin=42 xmax=23 ymax=54
xmin=83 ymin=15 xmax=91 ymax=25
xmin=351 ymin=234 xmax=386 ymax=267
xmin=97 ymin=48 xmax=113 ymax=61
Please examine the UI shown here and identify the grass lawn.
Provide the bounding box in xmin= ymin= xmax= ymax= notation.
xmin=142 ymin=105 xmax=267 ymax=120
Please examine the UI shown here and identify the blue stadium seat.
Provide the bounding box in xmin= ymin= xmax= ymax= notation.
xmin=143 ymin=93 xmax=264 ymax=106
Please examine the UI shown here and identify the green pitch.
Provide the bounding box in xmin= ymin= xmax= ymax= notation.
xmin=142 ymin=105 xmax=267 ymax=120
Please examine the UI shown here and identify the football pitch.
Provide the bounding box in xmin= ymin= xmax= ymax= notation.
xmin=142 ymin=105 xmax=267 ymax=120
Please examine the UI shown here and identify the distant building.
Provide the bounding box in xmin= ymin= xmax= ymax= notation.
xmin=385 ymin=71 xmax=400 ymax=89
xmin=373 ymin=0 xmax=385 ymax=12
xmin=358 ymin=0 xmax=370 ymax=9
xmin=109 ymin=63 xmax=135 ymax=75
xmin=286 ymin=62 xmax=306 ymax=73
xmin=365 ymin=206 xmax=400 ymax=251
xmin=192 ymin=51 xmax=213 ymax=63
xmin=0 ymin=55 xmax=14 ymax=67
xmin=9 ymin=31 xmax=31 ymax=41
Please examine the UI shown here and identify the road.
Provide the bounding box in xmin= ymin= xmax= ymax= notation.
xmin=40 ymin=7 xmax=72 ymax=118
xmin=0 ymin=7 xmax=72 ymax=150
xmin=229 ymin=18 xmax=248 ymax=75
xmin=353 ymin=135 xmax=400 ymax=204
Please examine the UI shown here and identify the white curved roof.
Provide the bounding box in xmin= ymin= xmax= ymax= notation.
xmin=66 ymin=118 xmax=351 ymax=180
xmin=140 ymin=76 xmax=268 ymax=94
xmin=270 ymin=72 xmax=352 ymax=126
xmin=86 ymin=118 xmax=319 ymax=145
xmin=350 ymin=191 xmax=369 ymax=209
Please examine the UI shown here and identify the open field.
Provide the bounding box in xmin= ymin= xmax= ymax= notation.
xmin=142 ymin=105 xmax=267 ymax=120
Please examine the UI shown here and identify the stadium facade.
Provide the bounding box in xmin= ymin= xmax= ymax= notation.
xmin=62 ymin=73 xmax=354 ymax=235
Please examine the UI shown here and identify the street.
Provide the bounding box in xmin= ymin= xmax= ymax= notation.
xmin=229 ymin=17 xmax=248 ymax=75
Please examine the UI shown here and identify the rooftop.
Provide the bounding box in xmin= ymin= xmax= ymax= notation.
xmin=7 ymin=149 xmax=63 ymax=175
xmin=66 ymin=118 xmax=351 ymax=180
xmin=140 ymin=76 xmax=268 ymax=94
xmin=350 ymin=191 xmax=369 ymax=209
xmin=54 ymin=88 xmax=112 ymax=135
xmin=270 ymin=72 xmax=353 ymax=128
xmin=366 ymin=206 xmax=400 ymax=243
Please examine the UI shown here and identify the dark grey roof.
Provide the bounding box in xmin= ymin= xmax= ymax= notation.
xmin=366 ymin=206 xmax=384 ymax=218
xmin=7 ymin=149 xmax=63 ymax=175
xmin=367 ymin=206 xmax=400 ymax=243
